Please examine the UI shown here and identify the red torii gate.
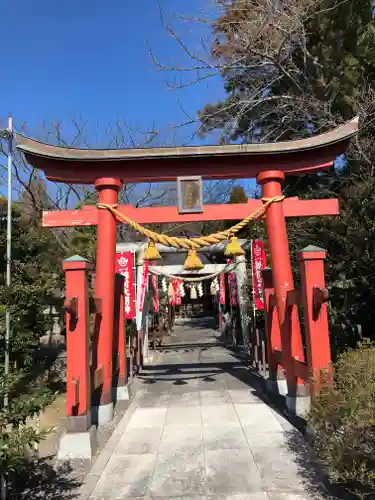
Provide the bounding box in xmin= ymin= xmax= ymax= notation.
xmin=16 ymin=118 xmax=358 ymax=435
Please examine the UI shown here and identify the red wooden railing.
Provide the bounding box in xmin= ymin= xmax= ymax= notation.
xmin=262 ymin=245 xmax=332 ymax=396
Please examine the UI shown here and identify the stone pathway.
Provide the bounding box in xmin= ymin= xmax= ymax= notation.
xmin=81 ymin=318 xmax=324 ymax=500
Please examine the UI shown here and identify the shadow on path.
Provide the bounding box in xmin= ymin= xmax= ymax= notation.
xmin=285 ymin=428 xmax=358 ymax=500
xmin=8 ymin=457 xmax=81 ymax=499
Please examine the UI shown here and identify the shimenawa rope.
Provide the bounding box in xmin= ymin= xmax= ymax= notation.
xmin=97 ymin=195 xmax=284 ymax=250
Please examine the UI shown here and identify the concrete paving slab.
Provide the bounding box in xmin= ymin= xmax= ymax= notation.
xmin=203 ymin=423 xmax=249 ymax=450
xmin=201 ymin=394 xmax=233 ymax=406
xmin=149 ymin=451 xmax=206 ymax=497
xmin=267 ymin=492 xmax=315 ymax=500
xmin=158 ymin=425 xmax=203 ymax=454
xmin=234 ymin=403 xmax=285 ymax=432
xmin=93 ymin=453 xmax=156 ymax=497
xmin=126 ymin=407 xmax=167 ymax=429
xmin=114 ymin=427 xmax=162 ymax=455
xmin=205 ymin=448 xmax=264 ymax=495
xmin=165 ymin=406 xmax=202 ymax=427
xmin=137 ymin=393 xmax=171 ymax=408
xmin=207 ymin=495 xmax=269 ymax=500
xmin=243 ymin=427 xmax=289 ymax=450
xmin=169 ymin=392 xmax=201 ymax=406
xmin=201 ymin=404 xmax=240 ymax=426
xmin=200 ymin=389 xmax=228 ymax=398
xmin=228 ymin=389 xmax=263 ymax=404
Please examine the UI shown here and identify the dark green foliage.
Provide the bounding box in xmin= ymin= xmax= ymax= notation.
xmin=0 ymin=372 xmax=55 ymax=476
xmin=0 ymin=196 xmax=64 ymax=478
xmin=199 ymin=0 xmax=375 ymax=142
xmin=0 ymin=200 xmax=63 ymax=368
xmin=224 ymin=185 xmax=250 ymax=235
xmin=68 ymin=190 xmax=98 ymax=262
xmin=303 ymin=0 xmax=375 ymax=120
xmin=228 ymin=185 xmax=248 ymax=204
xmin=200 ymin=0 xmax=375 ymax=352
xmin=309 ymin=341 xmax=375 ymax=495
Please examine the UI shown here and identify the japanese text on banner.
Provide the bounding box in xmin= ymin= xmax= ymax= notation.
xmin=251 ymin=240 xmax=266 ymax=310
xmin=227 ymin=259 xmax=238 ymax=307
xmin=219 ymin=273 xmax=226 ymax=305
xmin=115 ymin=252 xmax=135 ymax=319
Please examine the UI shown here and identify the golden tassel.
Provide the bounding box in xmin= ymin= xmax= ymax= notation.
xmin=143 ymin=240 xmax=162 ymax=261
xmin=224 ymin=235 xmax=245 ymax=257
xmin=190 ymin=285 xmax=197 ymax=300
xmin=183 ymin=249 xmax=204 ymax=270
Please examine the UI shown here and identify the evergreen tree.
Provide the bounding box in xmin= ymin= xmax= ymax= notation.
xmin=228 ymin=185 xmax=248 ymax=204
xmin=0 ymin=196 xmax=63 ymax=478
xmin=199 ymin=0 xmax=375 ymax=142
xmin=199 ymin=0 xmax=375 ymax=351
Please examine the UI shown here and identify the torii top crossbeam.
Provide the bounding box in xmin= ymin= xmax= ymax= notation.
xmin=15 ymin=118 xmax=358 ymax=184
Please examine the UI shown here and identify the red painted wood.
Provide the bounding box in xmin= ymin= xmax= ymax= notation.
xmin=262 ymin=269 xmax=283 ymax=380
xmin=298 ymin=248 xmax=332 ymax=391
xmin=287 ymin=290 xmax=301 ymax=306
xmin=62 ymin=258 xmax=91 ymax=419
xmin=291 ymin=358 xmax=309 ymax=381
xmin=114 ymin=274 xmax=127 ymax=388
xmin=257 ymin=171 xmax=305 ymax=393
xmin=42 ymin=198 xmax=340 ymax=228
xmin=94 ymin=178 xmax=122 ymax=407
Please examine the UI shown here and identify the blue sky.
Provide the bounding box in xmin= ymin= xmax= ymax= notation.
xmin=0 ymin=0 xmax=225 ymax=146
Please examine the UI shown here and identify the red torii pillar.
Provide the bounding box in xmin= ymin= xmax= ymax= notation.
xmin=92 ymin=177 xmax=122 ymax=424
xmin=257 ymin=171 xmax=305 ymax=399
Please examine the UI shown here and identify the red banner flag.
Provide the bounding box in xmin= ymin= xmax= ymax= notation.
xmin=151 ymin=265 xmax=159 ymax=313
xmin=139 ymin=261 xmax=149 ymax=312
xmin=251 ymin=240 xmax=266 ymax=310
xmin=227 ymin=259 xmax=238 ymax=307
xmin=175 ymin=280 xmax=182 ymax=306
xmin=115 ymin=252 xmax=136 ymax=319
xmin=219 ymin=273 xmax=226 ymax=305
xmin=170 ymin=279 xmax=182 ymax=306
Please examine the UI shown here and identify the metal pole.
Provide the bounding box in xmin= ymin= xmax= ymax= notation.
xmin=4 ymin=116 xmax=12 ymax=406
xmin=1 ymin=116 xmax=13 ymax=500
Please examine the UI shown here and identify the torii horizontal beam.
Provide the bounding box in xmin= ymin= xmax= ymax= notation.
xmin=43 ymin=197 xmax=339 ymax=228
xmin=16 ymin=117 xmax=358 ymax=184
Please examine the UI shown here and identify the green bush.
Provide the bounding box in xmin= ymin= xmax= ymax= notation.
xmin=0 ymin=199 xmax=63 ymax=482
xmin=308 ymin=340 xmax=375 ymax=495
xmin=0 ymin=372 xmax=55 ymax=477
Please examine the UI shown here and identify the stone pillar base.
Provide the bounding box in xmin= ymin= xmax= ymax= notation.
xmin=113 ymin=384 xmax=130 ymax=401
xmin=286 ymin=394 xmax=311 ymax=417
xmin=286 ymin=385 xmax=311 ymax=417
xmin=92 ymin=402 xmax=114 ymax=425
xmin=265 ymin=377 xmax=288 ymax=397
xmin=57 ymin=426 xmax=96 ymax=460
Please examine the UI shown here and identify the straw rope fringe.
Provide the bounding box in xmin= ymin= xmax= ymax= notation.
xmin=97 ymin=195 xmax=284 ymax=250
